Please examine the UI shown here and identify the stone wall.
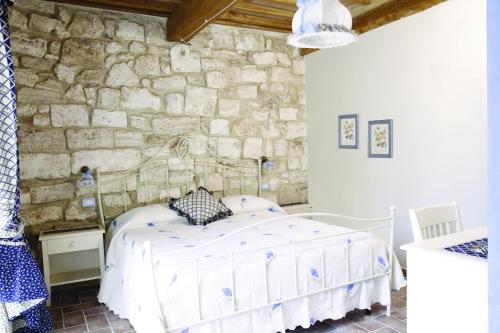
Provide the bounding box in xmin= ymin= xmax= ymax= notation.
xmin=9 ymin=0 xmax=307 ymax=234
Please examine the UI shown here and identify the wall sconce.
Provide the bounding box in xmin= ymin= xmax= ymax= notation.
xmin=79 ymin=166 xmax=94 ymax=187
xmin=261 ymin=156 xmax=273 ymax=171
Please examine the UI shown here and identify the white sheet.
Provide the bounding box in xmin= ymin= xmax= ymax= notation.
xmin=98 ymin=204 xmax=406 ymax=333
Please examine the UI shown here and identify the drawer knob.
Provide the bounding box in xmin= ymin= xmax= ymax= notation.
xmin=69 ymin=241 xmax=76 ymax=248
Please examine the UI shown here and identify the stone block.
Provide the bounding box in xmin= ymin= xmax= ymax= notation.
xmin=206 ymin=71 xmax=226 ymax=88
xmin=114 ymin=131 xmax=144 ymax=147
xmin=65 ymin=84 xmax=86 ymax=103
xmin=65 ymin=199 xmax=97 ymax=221
xmin=218 ymin=99 xmax=240 ymax=117
xmin=9 ymin=9 xmax=28 ymax=29
xmin=97 ymin=88 xmax=120 ymax=110
xmin=11 ymin=31 xmax=46 ymax=57
xmin=22 ymin=205 xmax=64 ymax=225
xmin=171 ymin=44 xmax=201 ymax=73
xmin=76 ymin=69 xmax=104 ymax=85
xmin=130 ymin=116 xmax=150 ymax=130
xmin=67 ymin=11 xmax=104 ymax=38
xmin=120 ymin=87 xmax=161 ymax=112
xmin=20 ymin=153 xmax=70 ymax=179
xmin=165 ymin=93 xmax=184 ymax=114
xmin=18 ymin=87 xmax=62 ymax=104
xmin=135 ymin=54 xmax=160 ymax=76
xmin=210 ymin=119 xmax=229 ymax=136
xmin=91 ymin=109 xmax=127 ymax=128
xmin=287 ymin=122 xmax=307 ymax=139
xmin=71 ymin=149 xmax=142 ymax=173
xmin=279 ymin=107 xmax=298 ymax=121
xmin=243 ymin=137 xmax=263 ymax=159
xmin=152 ymin=117 xmax=200 ymax=134
xmin=152 ymin=76 xmax=186 ymax=93
xmin=116 ymin=20 xmax=145 ymax=41
xmin=232 ymin=118 xmax=259 ymax=137
xmin=28 ymin=13 xmax=58 ymax=33
xmin=30 ymin=182 xmax=75 ymax=204
xmin=33 ymin=114 xmax=50 ymax=127
xmin=15 ymin=0 xmax=55 ymax=14
xmin=61 ymin=39 xmax=105 ymax=66
xmin=20 ymin=56 xmax=55 ymax=71
xmin=252 ymin=52 xmax=278 ymax=65
xmin=18 ymin=128 xmax=66 ymax=153
xmin=237 ymin=85 xmax=258 ymax=99
xmin=106 ymin=63 xmax=139 ymax=88
xmin=185 ymin=86 xmax=217 ymax=116
xmin=217 ymin=137 xmax=241 ymax=158
xmin=241 ymin=66 xmax=267 ymax=83
xmin=66 ymin=128 xmax=114 ymax=149
xmin=51 ymin=105 xmax=89 ymax=127
xmin=15 ymin=68 xmax=39 ymax=87
xmin=54 ymin=64 xmax=75 ymax=84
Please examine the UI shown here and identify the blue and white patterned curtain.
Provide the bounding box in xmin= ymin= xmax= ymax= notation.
xmin=0 ymin=1 xmax=52 ymax=332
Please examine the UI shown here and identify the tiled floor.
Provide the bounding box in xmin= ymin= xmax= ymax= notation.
xmin=49 ymin=283 xmax=407 ymax=333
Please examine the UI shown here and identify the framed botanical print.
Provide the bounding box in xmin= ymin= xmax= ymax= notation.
xmin=338 ymin=114 xmax=359 ymax=149
xmin=368 ymin=119 xmax=393 ymax=158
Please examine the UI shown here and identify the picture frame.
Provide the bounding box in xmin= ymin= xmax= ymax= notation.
xmin=338 ymin=114 xmax=359 ymax=149
xmin=368 ymin=119 xmax=393 ymax=158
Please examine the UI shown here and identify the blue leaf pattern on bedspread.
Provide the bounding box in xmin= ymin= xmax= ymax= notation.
xmin=310 ymin=268 xmax=319 ymax=280
xmin=272 ymin=303 xmax=281 ymax=310
xmin=112 ymin=219 xmax=117 ymax=227
xmin=310 ymin=318 xmax=315 ymax=325
xmin=377 ymin=256 xmax=386 ymax=266
xmin=181 ymin=328 xmax=189 ymax=333
xmin=169 ymin=273 xmax=177 ymax=287
xmin=347 ymin=283 xmax=354 ymax=293
xmin=147 ymin=222 xmax=156 ymax=227
xmin=240 ymin=241 xmax=247 ymax=246
xmin=240 ymin=197 xmax=247 ymax=206
xmin=266 ymin=251 xmax=274 ymax=260
xmin=222 ymin=288 xmax=232 ymax=298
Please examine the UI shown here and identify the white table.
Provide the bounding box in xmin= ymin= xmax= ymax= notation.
xmin=39 ymin=226 xmax=105 ymax=306
xmin=401 ymin=227 xmax=488 ymax=333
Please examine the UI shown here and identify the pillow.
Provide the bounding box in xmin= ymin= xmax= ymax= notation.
xmin=169 ymin=187 xmax=233 ymax=225
xmin=221 ymin=195 xmax=286 ymax=215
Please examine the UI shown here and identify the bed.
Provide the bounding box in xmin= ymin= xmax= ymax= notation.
xmin=96 ymin=136 xmax=406 ymax=333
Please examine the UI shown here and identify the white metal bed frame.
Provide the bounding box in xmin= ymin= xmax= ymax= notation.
xmin=95 ymin=136 xmax=396 ymax=333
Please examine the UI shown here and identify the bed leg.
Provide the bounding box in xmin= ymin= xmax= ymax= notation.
xmin=386 ymin=304 xmax=391 ymax=317
xmin=365 ymin=309 xmax=372 ymax=316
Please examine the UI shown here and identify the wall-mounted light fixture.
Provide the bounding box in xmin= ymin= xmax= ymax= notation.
xmin=261 ymin=156 xmax=273 ymax=171
xmin=79 ymin=166 xmax=94 ymax=187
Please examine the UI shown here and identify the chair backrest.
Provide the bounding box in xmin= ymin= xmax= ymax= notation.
xmin=408 ymin=202 xmax=463 ymax=241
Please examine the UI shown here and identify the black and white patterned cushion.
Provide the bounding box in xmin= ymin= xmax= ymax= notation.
xmin=169 ymin=187 xmax=233 ymax=225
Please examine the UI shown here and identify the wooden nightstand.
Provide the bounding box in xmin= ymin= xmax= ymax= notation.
xmin=39 ymin=226 xmax=105 ymax=306
xmin=282 ymin=203 xmax=313 ymax=215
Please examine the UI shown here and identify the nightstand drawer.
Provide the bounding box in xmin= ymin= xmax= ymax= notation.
xmin=47 ymin=235 xmax=99 ymax=255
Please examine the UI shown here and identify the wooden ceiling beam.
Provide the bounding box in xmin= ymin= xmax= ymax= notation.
xmin=301 ymin=0 xmax=444 ymax=56
xmin=216 ymin=10 xmax=292 ymax=32
xmin=167 ymin=0 xmax=239 ymax=42
xmin=233 ymin=2 xmax=295 ymax=20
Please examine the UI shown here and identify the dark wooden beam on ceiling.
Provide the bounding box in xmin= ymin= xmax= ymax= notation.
xmin=300 ymin=0 xmax=445 ymax=56
xmin=167 ymin=0 xmax=239 ymax=42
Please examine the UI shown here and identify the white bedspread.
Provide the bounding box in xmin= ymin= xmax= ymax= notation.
xmin=98 ymin=204 xmax=405 ymax=333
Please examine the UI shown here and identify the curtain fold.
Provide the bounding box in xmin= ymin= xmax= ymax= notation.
xmin=0 ymin=1 xmax=53 ymax=332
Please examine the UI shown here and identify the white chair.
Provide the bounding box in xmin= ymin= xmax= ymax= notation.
xmin=408 ymin=202 xmax=463 ymax=241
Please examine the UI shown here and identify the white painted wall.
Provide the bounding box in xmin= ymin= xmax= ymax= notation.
xmin=305 ymin=0 xmax=487 ymax=266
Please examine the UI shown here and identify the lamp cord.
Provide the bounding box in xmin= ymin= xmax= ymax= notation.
xmin=179 ymin=0 xmax=239 ymax=44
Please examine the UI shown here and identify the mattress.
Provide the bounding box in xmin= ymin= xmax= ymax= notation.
xmin=98 ymin=204 xmax=405 ymax=333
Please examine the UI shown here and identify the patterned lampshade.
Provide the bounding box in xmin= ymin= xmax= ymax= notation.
xmin=288 ymin=0 xmax=357 ymax=49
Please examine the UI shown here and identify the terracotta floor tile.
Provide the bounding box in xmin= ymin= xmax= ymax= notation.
xmin=90 ymin=329 xmax=113 ymax=333
xmin=109 ymin=318 xmax=134 ymax=333
xmin=373 ymin=316 xmax=407 ymax=333
xmin=54 ymin=324 xmax=87 ymax=333
xmin=84 ymin=305 xmax=108 ymax=316
xmin=62 ymin=310 xmax=86 ymax=328
xmin=86 ymin=313 xmax=109 ymax=331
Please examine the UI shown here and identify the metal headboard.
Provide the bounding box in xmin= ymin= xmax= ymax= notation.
xmin=96 ymin=136 xmax=262 ymax=228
